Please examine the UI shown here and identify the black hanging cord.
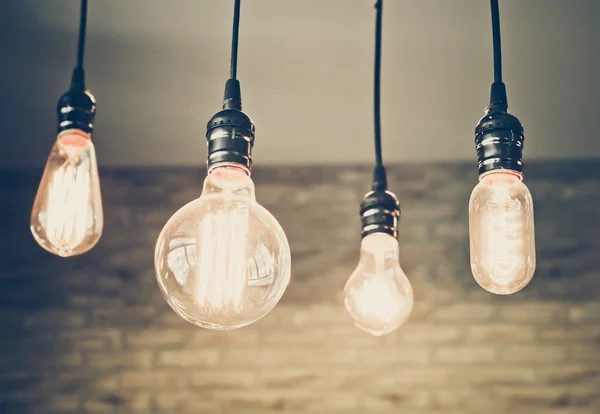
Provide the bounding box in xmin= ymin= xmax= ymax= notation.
xmin=230 ymin=0 xmax=241 ymax=80
xmin=71 ymin=0 xmax=88 ymax=90
xmin=77 ymin=0 xmax=88 ymax=69
xmin=373 ymin=0 xmax=383 ymax=167
xmin=488 ymin=0 xmax=507 ymax=112
xmin=223 ymin=0 xmax=243 ymax=110
xmin=490 ymin=0 xmax=502 ymax=83
xmin=372 ymin=0 xmax=387 ymax=191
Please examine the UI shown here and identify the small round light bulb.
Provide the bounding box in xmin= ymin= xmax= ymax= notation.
xmin=154 ymin=165 xmax=291 ymax=330
xmin=344 ymin=186 xmax=413 ymax=336
xmin=30 ymin=128 xmax=103 ymax=257
xmin=344 ymin=232 xmax=413 ymax=336
xmin=469 ymin=170 xmax=535 ymax=294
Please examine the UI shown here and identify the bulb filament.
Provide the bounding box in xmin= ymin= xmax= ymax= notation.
xmin=480 ymin=178 xmax=525 ymax=286
xmin=45 ymin=156 xmax=91 ymax=252
xmin=195 ymin=197 xmax=249 ymax=312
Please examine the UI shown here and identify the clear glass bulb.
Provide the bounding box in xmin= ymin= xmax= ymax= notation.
xmin=154 ymin=165 xmax=291 ymax=330
xmin=30 ymin=129 xmax=103 ymax=257
xmin=469 ymin=170 xmax=536 ymax=294
xmin=344 ymin=232 xmax=414 ymax=336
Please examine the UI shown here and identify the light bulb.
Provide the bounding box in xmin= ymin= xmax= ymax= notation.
xmin=344 ymin=232 xmax=414 ymax=336
xmin=154 ymin=164 xmax=291 ymax=330
xmin=30 ymin=129 xmax=103 ymax=257
xmin=469 ymin=170 xmax=535 ymax=294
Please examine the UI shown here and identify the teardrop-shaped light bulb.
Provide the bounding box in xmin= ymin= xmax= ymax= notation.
xmin=30 ymin=128 xmax=103 ymax=257
xmin=469 ymin=170 xmax=536 ymax=294
xmin=154 ymin=165 xmax=291 ymax=330
xmin=344 ymin=232 xmax=414 ymax=336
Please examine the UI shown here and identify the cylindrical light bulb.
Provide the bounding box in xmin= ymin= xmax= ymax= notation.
xmin=154 ymin=164 xmax=291 ymax=330
xmin=30 ymin=128 xmax=103 ymax=257
xmin=344 ymin=232 xmax=414 ymax=336
xmin=469 ymin=170 xmax=535 ymax=294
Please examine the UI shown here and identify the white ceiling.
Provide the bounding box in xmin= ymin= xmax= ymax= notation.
xmin=2 ymin=0 xmax=600 ymax=167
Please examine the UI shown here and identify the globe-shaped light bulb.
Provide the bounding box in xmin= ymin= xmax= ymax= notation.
xmin=469 ymin=170 xmax=536 ymax=294
xmin=154 ymin=165 xmax=291 ymax=330
xmin=30 ymin=128 xmax=103 ymax=257
xmin=344 ymin=232 xmax=414 ymax=336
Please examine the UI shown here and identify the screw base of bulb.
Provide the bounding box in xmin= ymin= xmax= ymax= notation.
xmin=360 ymin=190 xmax=400 ymax=239
xmin=474 ymin=110 xmax=524 ymax=176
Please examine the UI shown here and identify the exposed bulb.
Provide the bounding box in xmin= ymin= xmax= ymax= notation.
xmin=469 ymin=170 xmax=536 ymax=294
xmin=154 ymin=165 xmax=291 ymax=330
xmin=30 ymin=129 xmax=103 ymax=257
xmin=344 ymin=232 xmax=414 ymax=336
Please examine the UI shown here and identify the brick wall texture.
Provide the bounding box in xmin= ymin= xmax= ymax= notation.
xmin=0 ymin=161 xmax=599 ymax=414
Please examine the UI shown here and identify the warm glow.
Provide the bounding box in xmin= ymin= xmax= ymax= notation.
xmin=30 ymin=129 xmax=103 ymax=257
xmin=45 ymin=159 xmax=91 ymax=250
xmin=344 ymin=233 xmax=413 ymax=336
xmin=155 ymin=165 xmax=291 ymax=330
xmin=469 ymin=171 xmax=536 ymax=294
xmin=352 ymin=270 xmax=406 ymax=324
xmin=195 ymin=195 xmax=249 ymax=312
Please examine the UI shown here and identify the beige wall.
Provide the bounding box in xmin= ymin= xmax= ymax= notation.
xmin=2 ymin=0 xmax=600 ymax=168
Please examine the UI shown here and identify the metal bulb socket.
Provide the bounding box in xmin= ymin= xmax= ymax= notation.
xmin=56 ymin=88 xmax=96 ymax=134
xmin=206 ymin=108 xmax=255 ymax=172
xmin=360 ymin=190 xmax=400 ymax=239
xmin=206 ymin=79 xmax=255 ymax=172
xmin=474 ymin=110 xmax=524 ymax=176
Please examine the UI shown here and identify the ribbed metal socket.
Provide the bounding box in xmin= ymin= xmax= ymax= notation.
xmin=206 ymin=109 xmax=255 ymax=171
xmin=56 ymin=89 xmax=96 ymax=134
xmin=360 ymin=190 xmax=400 ymax=239
xmin=475 ymin=111 xmax=524 ymax=175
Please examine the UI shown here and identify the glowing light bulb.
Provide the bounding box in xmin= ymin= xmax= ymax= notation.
xmin=154 ymin=165 xmax=291 ymax=330
xmin=30 ymin=129 xmax=103 ymax=257
xmin=469 ymin=170 xmax=535 ymax=294
xmin=344 ymin=232 xmax=414 ymax=336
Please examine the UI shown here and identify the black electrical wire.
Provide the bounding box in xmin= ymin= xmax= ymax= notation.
xmin=69 ymin=0 xmax=88 ymax=90
xmin=486 ymin=0 xmax=508 ymax=112
xmin=76 ymin=0 xmax=88 ymax=70
xmin=373 ymin=0 xmax=383 ymax=168
xmin=221 ymin=0 xmax=243 ymax=110
xmin=230 ymin=0 xmax=241 ymax=80
xmin=370 ymin=0 xmax=387 ymax=191
xmin=490 ymin=0 xmax=502 ymax=83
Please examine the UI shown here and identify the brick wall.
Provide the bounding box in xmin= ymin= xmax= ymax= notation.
xmin=0 ymin=161 xmax=599 ymax=414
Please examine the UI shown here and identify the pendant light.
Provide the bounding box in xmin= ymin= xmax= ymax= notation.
xmin=30 ymin=0 xmax=103 ymax=257
xmin=343 ymin=0 xmax=414 ymax=337
xmin=469 ymin=0 xmax=536 ymax=295
xmin=154 ymin=0 xmax=291 ymax=330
